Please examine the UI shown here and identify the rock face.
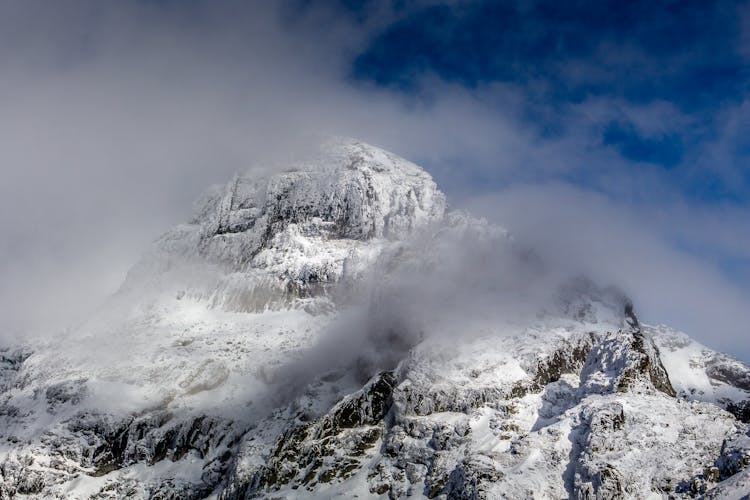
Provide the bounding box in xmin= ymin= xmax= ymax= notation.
xmin=1 ymin=139 xmax=749 ymax=499
xmin=122 ymin=139 xmax=446 ymax=313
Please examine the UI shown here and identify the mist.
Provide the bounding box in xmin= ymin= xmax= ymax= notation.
xmin=265 ymin=215 xmax=632 ymax=408
xmin=467 ymin=184 xmax=750 ymax=360
xmin=0 ymin=1 xmax=519 ymax=337
xmin=0 ymin=0 xmax=748 ymax=363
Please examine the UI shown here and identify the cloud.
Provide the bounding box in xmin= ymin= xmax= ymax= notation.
xmin=263 ymin=214 xmax=607 ymax=401
xmin=465 ymin=184 xmax=750 ymax=360
xmin=0 ymin=1 xmax=531 ymax=336
xmin=0 ymin=0 xmax=368 ymax=335
xmin=0 ymin=0 xmax=747 ymax=365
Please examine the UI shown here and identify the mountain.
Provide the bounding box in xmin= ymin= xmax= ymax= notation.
xmin=1 ymin=139 xmax=749 ymax=499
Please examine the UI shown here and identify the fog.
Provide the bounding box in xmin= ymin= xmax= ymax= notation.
xmin=467 ymin=185 xmax=750 ymax=359
xmin=264 ymin=220 xmax=585 ymax=405
xmin=0 ymin=1 xmax=748 ymax=361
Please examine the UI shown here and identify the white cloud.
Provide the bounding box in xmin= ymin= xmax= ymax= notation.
xmin=465 ymin=184 xmax=750 ymax=360
xmin=0 ymin=0 xmax=747 ymax=363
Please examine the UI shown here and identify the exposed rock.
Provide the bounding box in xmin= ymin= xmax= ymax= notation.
xmin=580 ymin=330 xmax=676 ymax=397
xmin=221 ymin=371 xmax=397 ymax=498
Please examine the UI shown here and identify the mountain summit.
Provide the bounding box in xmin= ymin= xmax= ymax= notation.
xmin=122 ymin=139 xmax=446 ymax=313
xmin=1 ymin=140 xmax=749 ymax=499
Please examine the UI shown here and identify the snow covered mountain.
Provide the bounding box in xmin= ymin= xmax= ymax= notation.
xmin=1 ymin=139 xmax=749 ymax=499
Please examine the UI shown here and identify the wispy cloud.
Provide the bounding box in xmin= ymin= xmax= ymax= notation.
xmin=466 ymin=184 xmax=750 ymax=359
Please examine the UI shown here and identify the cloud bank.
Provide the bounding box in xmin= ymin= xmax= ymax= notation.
xmin=0 ymin=1 xmax=748 ymax=360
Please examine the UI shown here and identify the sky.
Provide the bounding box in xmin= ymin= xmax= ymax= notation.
xmin=0 ymin=0 xmax=748 ymax=358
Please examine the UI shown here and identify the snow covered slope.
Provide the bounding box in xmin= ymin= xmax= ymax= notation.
xmin=1 ymin=139 xmax=749 ymax=499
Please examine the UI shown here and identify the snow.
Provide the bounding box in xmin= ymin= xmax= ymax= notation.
xmin=649 ymin=324 xmax=750 ymax=408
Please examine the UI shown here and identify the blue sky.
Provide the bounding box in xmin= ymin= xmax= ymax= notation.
xmin=0 ymin=0 xmax=748 ymax=357
xmin=347 ymin=0 xmax=749 ymax=199
xmin=341 ymin=0 xmax=750 ymax=293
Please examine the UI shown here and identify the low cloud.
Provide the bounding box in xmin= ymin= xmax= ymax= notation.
xmin=0 ymin=0 xmax=748 ymax=364
xmin=466 ymin=184 xmax=750 ymax=360
xmin=264 ymin=216 xmax=597 ymax=404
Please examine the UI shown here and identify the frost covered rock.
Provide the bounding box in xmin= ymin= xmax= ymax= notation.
xmin=579 ymin=330 xmax=675 ymax=397
xmin=122 ymin=139 xmax=446 ymax=313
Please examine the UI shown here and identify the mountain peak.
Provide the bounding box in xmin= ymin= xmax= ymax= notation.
xmin=195 ymin=138 xmax=445 ymax=255
xmin=123 ymin=139 xmax=448 ymax=311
